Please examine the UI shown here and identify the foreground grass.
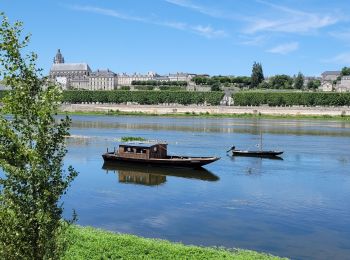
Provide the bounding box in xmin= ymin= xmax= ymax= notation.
xmin=64 ymin=226 xmax=285 ymax=259
xmin=60 ymin=110 xmax=350 ymax=121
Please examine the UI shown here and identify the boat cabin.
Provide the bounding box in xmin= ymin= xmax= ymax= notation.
xmin=117 ymin=142 xmax=168 ymax=159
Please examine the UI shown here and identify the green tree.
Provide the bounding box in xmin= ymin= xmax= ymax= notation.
xmin=0 ymin=13 xmax=78 ymax=259
xmin=210 ymin=81 xmax=221 ymax=91
xmin=269 ymin=74 xmax=293 ymax=89
xmin=341 ymin=66 xmax=350 ymax=76
xmin=251 ymin=62 xmax=264 ymax=88
xmin=306 ymin=80 xmax=321 ymax=90
xmin=294 ymin=72 xmax=304 ymax=89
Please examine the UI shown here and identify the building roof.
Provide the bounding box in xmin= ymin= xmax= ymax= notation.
xmin=321 ymin=71 xmax=340 ymax=76
xmin=91 ymin=69 xmax=116 ymax=77
xmin=50 ymin=63 xmax=92 ymax=72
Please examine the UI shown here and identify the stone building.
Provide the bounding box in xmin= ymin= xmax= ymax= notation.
xmin=168 ymin=72 xmax=196 ymax=82
xmin=50 ymin=49 xmax=91 ymax=89
xmin=321 ymin=71 xmax=340 ymax=81
xmin=117 ymin=71 xmax=156 ymax=86
xmin=89 ymin=69 xmax=117 ymax=90
xmin=336 ymin=76 xmax=350 ymax=92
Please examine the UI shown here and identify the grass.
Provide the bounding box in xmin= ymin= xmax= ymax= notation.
xmin=63 ymin=226 xmax=286 ymax=260
xmin=60 ymin=109 xmax=350 ymax=121
xmin=120 ymin=136 xmax=147 ymax=142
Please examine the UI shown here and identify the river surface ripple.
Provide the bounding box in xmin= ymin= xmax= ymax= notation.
xmin=62 ymin=115 xmax=350 ymax=260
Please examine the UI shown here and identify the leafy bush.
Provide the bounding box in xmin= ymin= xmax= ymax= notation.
xmin=233 ymin=92 xmax=350 ymax=106
xmin=61 ymin=90 xmax=224 ymax=105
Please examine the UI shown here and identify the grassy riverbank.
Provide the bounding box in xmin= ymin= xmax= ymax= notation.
xmin=60 ymin=110 xmax=350 ymax=121
xmin=64 ymin=226 xmax=285 ymax=259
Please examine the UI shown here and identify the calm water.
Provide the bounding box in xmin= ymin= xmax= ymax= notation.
xmin=62 ymin=115 xmax=350 ymax=260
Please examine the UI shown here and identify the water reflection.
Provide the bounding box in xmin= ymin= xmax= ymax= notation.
xmin=102 ymin=162 xmax=219 ymax=186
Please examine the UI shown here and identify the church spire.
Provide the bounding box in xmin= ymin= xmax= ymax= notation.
xmin=53 ymin=49 xmax=64 ymax=64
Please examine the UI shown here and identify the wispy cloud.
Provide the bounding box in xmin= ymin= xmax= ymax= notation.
xmin=323 ymin=52 xmax=350 ymax=64
xmin=245 ymin=1 xmax=339 ymax=34
xmin=267 ymin=42 xmax=299 ymax=54
xmin=239 ymin=35 xmax=268 ymax=46
xmin=329 ymin=30 xmax=350 ymax=42
xmin=165 ymin=0 xmax=340 ymax=35
xmin=165 ymin=0 xmax=226 ymax=19
xmin=68 ymin=5 xmax=227 ymax=38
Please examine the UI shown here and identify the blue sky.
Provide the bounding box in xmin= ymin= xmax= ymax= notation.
xmin=2 ymin=0 xmax=350 ymax=76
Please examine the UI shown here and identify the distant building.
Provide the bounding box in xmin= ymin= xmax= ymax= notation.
xmin=321 ymin=71 xmax=340 ymax=81
xmin=49 ymin=49 xmax=198 ymax=90
xmin=117 ymin=71 xmax=156 ymax=86
xmin=89 ymin=69 xmax=117 ymax=90
xmin=336 ymin=76 xmax=350 ymax=92
xmin=168 ymin=72 xmax=196 ymax=82
xmin=50 ymin=49 xmax=91 ymax=89
xmin=321 ymin=81 xmax=333 ymax=92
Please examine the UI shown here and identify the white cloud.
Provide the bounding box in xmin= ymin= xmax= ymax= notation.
xmin=68 ymin=4 xmax=227 ymax=39
xmin=191 ymin=25 xmax=227 ymax=38
xmin=323 ymin=52 xmax=350 ymax=64
xmin=329 ymin=30 xmax=350 ymax=42
xmin=267 ymin=42 xmax=299 ymax=54
xmin=238 ymin=35 xmax=268 ymax=46
xmin=165 ymin=0 xmax=225 ymax=19
xmin=244 ymin=1 xmax=339 ymax=34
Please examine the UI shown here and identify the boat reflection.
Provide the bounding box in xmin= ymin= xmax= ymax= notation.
xmin=102 ymin=162 xmax=219 ymax=186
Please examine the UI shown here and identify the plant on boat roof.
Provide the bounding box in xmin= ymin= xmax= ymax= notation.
xmin=120 ymin=136 xmax=147 ymax=142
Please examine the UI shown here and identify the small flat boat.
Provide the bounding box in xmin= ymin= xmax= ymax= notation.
xmin=102 ymin=142 xmax=220 ymax=168
xmin=227 ymin=146 xmax=283 ymax=158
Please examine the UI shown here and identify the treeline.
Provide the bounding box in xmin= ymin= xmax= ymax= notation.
xmin=233 ymin=92 xmax=350 ymax=106
xmin=192 ymin=76 xmax=251 ymax=86
xmin=131 ymin=80 xmax=188 ymax=86
xmin=62 ymin=90 xmax=224 ymax=105
xmin=192 ymin=74 xmax=321 ymax=90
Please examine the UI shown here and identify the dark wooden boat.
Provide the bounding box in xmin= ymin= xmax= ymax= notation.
xmin=102 ymin=142 xmax=220 ymax=168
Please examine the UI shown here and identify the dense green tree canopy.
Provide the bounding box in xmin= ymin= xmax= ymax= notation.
xmin=0 ymin=13 xmax=77 ymax=259
xmin=294 ymin=72 xmax=304 ymax=90
xmin=251 ymin=62 xmax=264 ymax=88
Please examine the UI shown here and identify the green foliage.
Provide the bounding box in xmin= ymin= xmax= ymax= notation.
xmin=120 ymin=136 xmax=147 ymax=142
xmin=269 ymin=75 xmax=293 ymax=89
xmin=233 ymin=91 xmax=350 ymax=106
xmin=159 ymin=86 xmax=185 ymax=91
xmin=61 ymin=90 xmax=224 ymax=105
xmin=341 ymin=66 xmax=350 ymax=76
xmin=192 ymin=75 xmax=251 ymax=88
xmin=64 ymin=226 xmax=284 ymax=260
xmin=294 ymin=72 xmax=304 ymax=90
xmin=134 ymin=85 xmax=154 ymax=91
xmin=257 ymin=81 xmax=271 ymax=89
xmin=211 ymin=82 xmax=221 ymax=91
xmin=306 ymin=80 xmax=321 ymax=90
xmin=119 ymin=86 xmax=130 ymax=90
xmin=132 ymin=80 xmax=188 ymax=86
xmin=0 ymin=13 xmax=77 ymax=259
xmin=251 ymin=62 xmax=264 ymax=88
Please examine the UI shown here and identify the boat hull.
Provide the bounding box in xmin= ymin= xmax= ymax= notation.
xmin=102 ymin=153 xmax=220 ymax=168
xmin=232 ymin=150 xmax=283 ymax=158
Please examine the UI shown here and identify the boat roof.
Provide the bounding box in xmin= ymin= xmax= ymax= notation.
xmin=119 ymin=141 xmax=167 ymax=148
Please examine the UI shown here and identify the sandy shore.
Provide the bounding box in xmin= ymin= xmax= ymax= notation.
xmin=60 ymin=104 xmax=350 ymax=116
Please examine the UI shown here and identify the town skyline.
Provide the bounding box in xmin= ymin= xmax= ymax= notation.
xmin=3 ymin=0 xmax=350 ymax=76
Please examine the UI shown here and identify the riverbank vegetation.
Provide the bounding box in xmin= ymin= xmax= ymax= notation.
xmin=64 ymin=226 xmax=284 ymax=260
xmin=61 ymin=90 xmax=224 ymax=105
xmin=61 ymin=110 xmax=350 ymax=121
xmin=233 ymin=92 xmax=350 ymax=106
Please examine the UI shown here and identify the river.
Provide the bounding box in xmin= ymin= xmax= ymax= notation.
xmin=62 ymin=115 xmax=350 ymax=259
